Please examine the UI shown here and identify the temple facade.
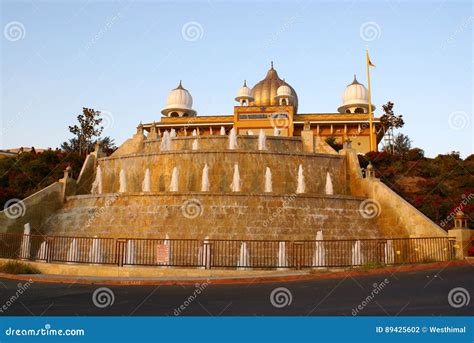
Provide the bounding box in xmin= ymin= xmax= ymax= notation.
xmin=145 ymin=63 xmax=383 ymax=154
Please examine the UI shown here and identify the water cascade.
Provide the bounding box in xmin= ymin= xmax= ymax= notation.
xmin=142 ymin=168 xmax=151 ymax=192
xmin=119 ymin=169 xmax=127 ymax=193
xmin=91 ymin=166 xmax=103 ymax=195
xmin=160 ymin=131 xmax=171 ymax=151
xmin=384 ymin=240 xmax=395 ymax=264
xmin=264 ymin=167 xmax=272 ymax=193
xmin=258 ymin=129 xmax=267 ymax=151
xmin=67 ymin=238 xmax=79 ymax=263
xmin=231 ymin=164 xmax=241 ymax=192
xmin=237 ymin=242 xmax=249 ymax=268
xmin=192 ymin=129 xmax=197 ymax=136
xmin=228 ymin=128 xmax=238 ymax=150
xmin=296 ymin=164 xmax=305 ymax=194
xmin=169 ymin=167 xmax=179 ymax=192
xmin=273 ymin=127 xmax=280 ymax=136
xmin=220 ymin=126 xmax=226 ymax=135
xmin=312 ymin=231 xmax=326 ymax=267
xmin=89 ymin=236 xmax=102 ymax=264
xmin=201 ymin=164 xmax=210 ymax=192
xmin=278 ymin=241 xmax=288 ymax=268
xmin=325 ymin=172 xmax=333 ymax=195
xmin=170 ymin=129 xmax=177 ymax=138
xmin=126 ymin=240 xmax=136 ymax=265
xmin=351 ymin=240 xmax=362 ymax=265
xmin=192 ymin=139 xmax=199 ymax=150
xmin=20 ymin=223 xmax=31 ymax=259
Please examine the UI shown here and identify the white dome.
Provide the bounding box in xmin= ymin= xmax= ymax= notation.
xmin=161 ymin=81 xmax=196 ymax=117
xmin=276 ymin=84 xmax=292 ymax=98
xmin=235 ymin=80 xmax=254 ymax=102
xmin=337 ymin=75 xmax=375 ymax=114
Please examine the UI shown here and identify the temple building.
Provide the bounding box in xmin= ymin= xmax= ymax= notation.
xmin=144 ymin=63 xmax=383 ymax=154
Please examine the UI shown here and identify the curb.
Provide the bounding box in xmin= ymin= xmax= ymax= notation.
xmin=0 ymin=260 xmax=470 ymax=286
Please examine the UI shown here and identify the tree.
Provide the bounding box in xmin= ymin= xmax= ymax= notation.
xmin=61 ymin=108 xmax=104 ymax=156
xmin=380 ymin=102 xmax=404 ymax=154
xmin=393 ymin=133 xmax=411 ymax=156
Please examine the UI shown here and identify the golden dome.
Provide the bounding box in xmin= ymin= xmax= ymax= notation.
xmin=250 ymin=63 xmax=298 ymax=111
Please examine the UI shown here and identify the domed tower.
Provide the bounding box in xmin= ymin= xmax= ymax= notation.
xmin=250 ymin=62 xmax=298 ymax=112
xmin=161 ymin=81 xmax=196 ymax=117
xmin=337 ymin=75 xmax=375 ymax=114
xmin=274 ymin=83 xmax=294 ymax=106
xmin=235 ymin=80 xmax=254 ymax=106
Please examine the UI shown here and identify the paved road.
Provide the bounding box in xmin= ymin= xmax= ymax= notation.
xmin=0 ymin=265 xmax=472 ymax=316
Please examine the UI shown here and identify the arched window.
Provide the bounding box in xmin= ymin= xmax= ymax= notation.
xmin=345 ymin=109 xmax=351 ymax=114
xmin=170 ymin=112 xmax=179 ymax=117
xmin=281 ymin=99 xmax=288 ymax=106
xmin=242 ymin=100 xmax=247 ymax=106
xmin=355 ymin=108 xmax=364 ymax=114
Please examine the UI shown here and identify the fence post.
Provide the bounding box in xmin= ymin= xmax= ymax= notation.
xmin=45 ymin=237 xmax=54 ymax=263
xmin=116 ymin=239 xmax=126 ymax=267
xmin=203 ymin=239 xmax=211 ymax=270
xmin=294 ymin=242 xmax=303 ymax=270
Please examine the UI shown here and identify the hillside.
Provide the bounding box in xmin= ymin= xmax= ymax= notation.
xmin=359 ymin=150 xmax=474 ymax=230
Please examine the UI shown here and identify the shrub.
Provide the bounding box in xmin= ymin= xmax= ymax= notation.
xmin=0 ymin=261 xmax=41 ymax=274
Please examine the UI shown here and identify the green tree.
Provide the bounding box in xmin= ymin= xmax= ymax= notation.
xmin=393 ymin=133 xmax=411 ymax=156
xmin=61 ymin=108 xmax=104 ymax=156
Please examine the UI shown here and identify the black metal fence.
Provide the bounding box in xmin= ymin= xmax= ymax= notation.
xmin=0 ymin=233 xmax=455 ymax=270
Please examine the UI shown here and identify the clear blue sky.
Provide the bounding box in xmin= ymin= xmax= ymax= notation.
xmin=1 ymin=0 xmax=472 ymax=157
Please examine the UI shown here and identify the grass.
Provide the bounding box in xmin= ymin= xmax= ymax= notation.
xmin=0 ymin=261 xmax=41 ymax=274
xmin=358 ymin=262 xmax=386 ymax=271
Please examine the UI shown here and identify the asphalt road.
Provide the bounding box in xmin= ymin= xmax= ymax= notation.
xmin=0 ymin=265 xmax=472 ymax=316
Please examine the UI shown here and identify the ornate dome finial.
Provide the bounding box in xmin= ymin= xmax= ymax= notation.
xmin=351 ymin=74 xmax=360 ymax=85
xmin=270 ymin=61 xmax=274 ymax=69
xmin=176 ymin=80 xmax=184 ymax=89
xmin=243 ymin=80 xmax=247 ymax=87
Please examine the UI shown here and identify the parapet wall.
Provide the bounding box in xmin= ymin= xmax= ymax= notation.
xmin=0 ymin=182 xmax=64 ymax=234
xmin=342 ymin=148 xmax=447 ymax=238
xmin=98 ymin=150 xmax=348 ymax=195
xmin=46 ymin=193 xmax=380 ymax=240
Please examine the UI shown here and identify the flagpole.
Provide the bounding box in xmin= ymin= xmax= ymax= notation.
xmin=366 ymin=49 xmax=375 ymax=151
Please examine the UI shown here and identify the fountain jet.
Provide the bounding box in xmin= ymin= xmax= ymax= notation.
xmin=91 ymin=166 xmax=102 ymax=195
xmin=119 ymin=169 xmax=127 ymax=193
xmin=264 ymin=167 xmax=272 ymax=193
xmin=142 ymin=168 xmax=151 ymax=192
xmin=228 ymin=128 xmax=238 ymax=150
xmin=231 ymin=164 xmax=241 ymax=192
xmin=325 ymin=172 xmax=333 ymax=195
xmin=201 ymin=164 xmax=210 ymax=192
xmin=258 ymin=129 xmax=267 ymax=151
xmin=296 ymin=164 xmax=305 ymax=194
xmin=169 ymin=167 xmax=179 ymax=192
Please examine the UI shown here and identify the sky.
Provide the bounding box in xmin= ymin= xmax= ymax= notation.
xmin=1 ymin=0 xmax=472 ymax=157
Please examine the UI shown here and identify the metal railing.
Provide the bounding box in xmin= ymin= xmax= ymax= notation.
xmin=0 ymin=233 xmax=455 ymax=270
